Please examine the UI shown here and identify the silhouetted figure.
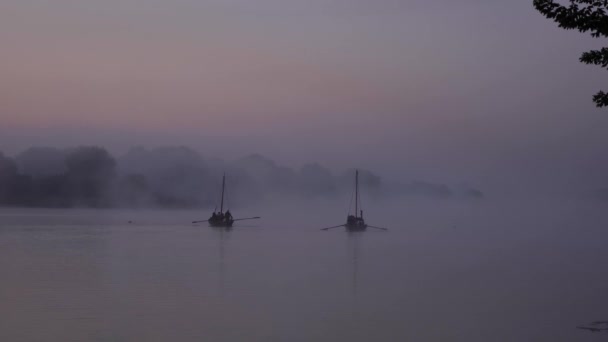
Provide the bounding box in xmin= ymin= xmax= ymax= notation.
xmin=347 ymin=215 xmax=357 ymax=225
xmin=225 ymin=210 xmax=233 ymax=222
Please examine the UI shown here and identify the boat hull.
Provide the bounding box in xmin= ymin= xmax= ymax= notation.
xmin=345 ymin=223 xmax=367 ymax=232
xmin=346 ymin=214 xmax=366 ymax=232
xmin=209 ymin=219 xmax=234 ymax=228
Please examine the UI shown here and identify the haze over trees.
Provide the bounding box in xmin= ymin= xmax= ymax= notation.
xmin=0 ymin=146 xmax=483 ymax=209
xmin=533 ymin=0 xmax=608 ymax=107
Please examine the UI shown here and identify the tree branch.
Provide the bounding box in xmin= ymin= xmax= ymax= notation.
xmin=593 ymin=91 xmax=608 ymax=107
xmin=533 ymin=0 xmax=608 ymax=37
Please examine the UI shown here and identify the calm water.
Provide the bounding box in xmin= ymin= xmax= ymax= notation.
xmin=1 ymin=199 xmax=608 ymax=341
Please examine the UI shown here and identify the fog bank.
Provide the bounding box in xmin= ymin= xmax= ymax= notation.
xmin=0 ymin=145 xmax=483 ymax=209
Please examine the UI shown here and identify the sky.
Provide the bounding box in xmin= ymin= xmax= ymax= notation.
xmin=1 ymin=0 xmax=608 ymax=196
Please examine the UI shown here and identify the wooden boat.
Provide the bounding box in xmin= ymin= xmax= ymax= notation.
xmin=192 ymin=173 xmax=260 ymax=227
xmin=209 ymin=173 xmax=234 ymax=228
xmin=346 ymin=169 xmax=367 ymax=231
xmin=321 ymin=169 xmax=387 ymax=232
xmin=208 ymin=214 xmax=234 ymax=228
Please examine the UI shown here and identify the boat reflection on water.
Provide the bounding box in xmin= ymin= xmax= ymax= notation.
xmin=214 ymin=227 xmax=230 ymax=297
xmin=348 ymin=231 xmax=362 ymax=301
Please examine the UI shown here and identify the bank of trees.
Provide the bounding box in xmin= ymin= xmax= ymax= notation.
xmin=0 ymin=146 xmax=482 ymax=208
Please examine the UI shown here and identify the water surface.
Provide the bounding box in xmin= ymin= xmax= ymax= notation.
xmin=1 ymin=199 xmax=607 ymax=341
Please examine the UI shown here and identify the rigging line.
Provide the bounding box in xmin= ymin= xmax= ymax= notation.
xmin=356 ymin=172 xmax=363 ymax=215
xmin=216 ymin=175 xmax=222 ymax=212
xmin=347 ymin=183 xmax=355 ymax=217
xmin=358 ymin=183 xmax=363 ymax=214
xmin=220 ymin=173 xmax=226 ymax=213
xmin=225 ymin=174 xmax=229 ymax=210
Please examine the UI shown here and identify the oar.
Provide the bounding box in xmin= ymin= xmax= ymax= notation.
xmin=321 ymin=224 xmax=345 ymax=231
xmin=192 ymin=219 xmax=209 ymax=224
xmin=368 ymin=225 xmax=388 ymax=231
xmin=232 ymin=216 xmax=261 ymax=222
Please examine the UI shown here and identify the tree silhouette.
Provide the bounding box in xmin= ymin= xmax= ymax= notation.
xmin=65 ymin=146 xmax=117 ymax=207
xmin=533 ymin=0 xmax=608 ymax=107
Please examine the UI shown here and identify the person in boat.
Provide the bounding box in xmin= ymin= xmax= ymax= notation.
xmin=225 ymin=210 xmax=233 ymax=222
xmin=347 ymin=215 xmax=357 ymax=225
xmin=211 ymin=212 xmax=217 ymax=220
xmin=357 ymin=211 xmax=364 ymax=224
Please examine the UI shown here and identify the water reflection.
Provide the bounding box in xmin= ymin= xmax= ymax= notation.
xmin=347 ymin=232 xmax=362 ymax=301
xmin=2 ymin=203 xmax=608 ymax=341
xmin=213 ymin=227 xmax=231 ymax=297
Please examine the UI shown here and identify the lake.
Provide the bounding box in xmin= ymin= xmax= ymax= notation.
xmin=1 ymin=198 xmax=607 ymax=341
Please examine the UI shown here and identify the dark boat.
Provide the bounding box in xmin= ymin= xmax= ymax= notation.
xmin=208 ymin=173 xmax=234 ymax=228
xmin=192 ymin=173 xmax=260 ymax=227
xmin=346 ymin=169 xmax=367 ymax=231
xmin=321 ymin=169 xmax=387 ymax=232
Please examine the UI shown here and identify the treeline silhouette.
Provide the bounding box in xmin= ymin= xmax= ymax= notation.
xmin=0 ymin=146 xmax=483 ymax=208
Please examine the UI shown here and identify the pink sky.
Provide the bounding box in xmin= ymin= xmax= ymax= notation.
xmin=1 ymin=0 xmax=608 ymax=194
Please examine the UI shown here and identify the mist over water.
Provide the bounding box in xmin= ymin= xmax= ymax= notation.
xmin=0 ymin=145 xmax=483 ymax=210
xmin=1 ymin=198 xmax=608 ymax=342
xmin=4 ymin=0 xmax=608 ymax=340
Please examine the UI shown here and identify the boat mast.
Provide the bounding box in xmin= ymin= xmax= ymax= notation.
xmin=220 ymin=173 xmax=225 ymax=213
xmin=355 ymin=169 xmax=359 ymax=219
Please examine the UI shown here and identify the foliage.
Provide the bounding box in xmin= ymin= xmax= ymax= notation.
xmin=533 ymin=0 xmax=608 ymax=107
